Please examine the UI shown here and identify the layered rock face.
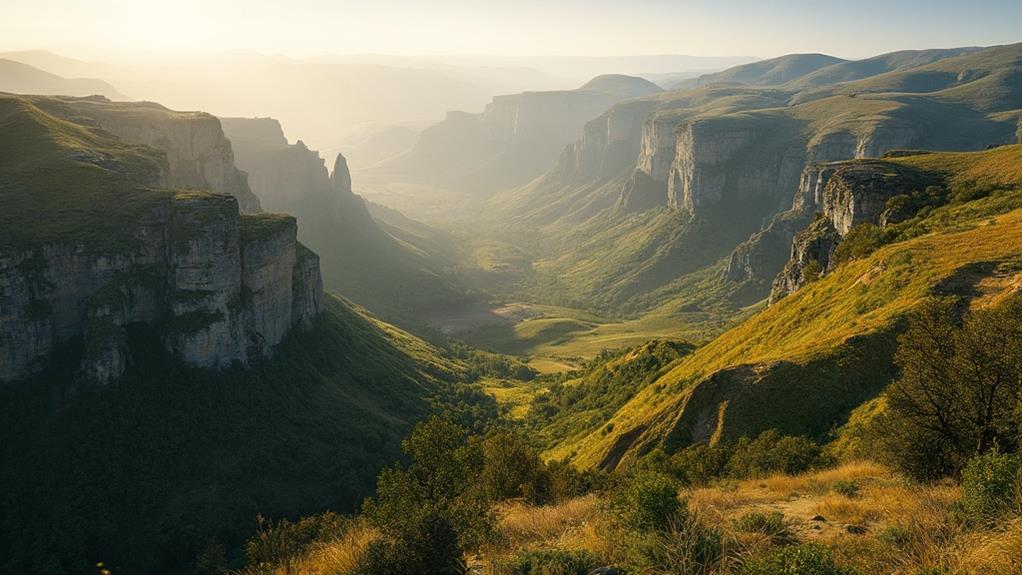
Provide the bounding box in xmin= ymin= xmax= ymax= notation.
xmin=0 ymin=194 xmax=322 ymax=384
xmin=768 ymin=161 xmax=935 ymax=302
xmin=47 ymin=98 xmax=263 ymax=212
xmin=221 ymin=117 xmax=333 ymax=212
xmin=557 ymin=100 xmax=660 ymax=183
xmin=378 ymin=76 xmax=660 ymax=193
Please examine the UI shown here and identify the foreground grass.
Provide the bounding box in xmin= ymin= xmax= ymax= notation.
xmin=481 ymin=462 xmax=1020 ymax=575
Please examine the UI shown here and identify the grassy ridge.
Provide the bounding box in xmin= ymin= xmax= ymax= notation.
xmin=562 ymin=146 xmax=1022 ymax=468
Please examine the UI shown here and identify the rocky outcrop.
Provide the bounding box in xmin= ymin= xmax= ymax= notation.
xmin=44 ymin=97 xmax=262 ymax=212
xmin=821 ymin=162 xmax=919 ymax=234
xmin=0 ymin=193 xmax=322 ymax=384
xmin=769 ymin=217 xmax=842 ymax=304
xmin=767 ymin=160 xmax=938 ymax=302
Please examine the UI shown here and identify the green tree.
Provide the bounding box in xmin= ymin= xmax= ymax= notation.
xmin=361 ymin=417 xmax=493 ymax=574
xmin=881 ymin=296 xmax=1022 ymax=479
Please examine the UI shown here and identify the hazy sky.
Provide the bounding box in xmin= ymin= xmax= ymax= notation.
xmin=4 ymin=0 xmax=1021 ymax=62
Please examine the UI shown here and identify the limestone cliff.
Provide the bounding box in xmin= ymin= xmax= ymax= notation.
xmin=0 ymin=194 xmax=322 ymax=383
xmin=0 ymin=95 xmax=320 ymax=384
xmin=39 ymin=96 xmax=262 ymax=212
xmin=376 ymin=75 xmax=661 ymax=193
xmin=768 ymin=160 xmax=937 ymax=302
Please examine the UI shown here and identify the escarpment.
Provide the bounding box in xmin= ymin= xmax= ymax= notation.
xmin=377 ymin=75 xmax=660 ymax=193
xmin=0 ymin=94 xmax=321 ymax=384
xmin=1 ymin=194 xmax=322 ymax=384
xmin=768 ymin=160 xmax=937 ymax=302
xmin=40 ymin=96 xmax=263 ymax=212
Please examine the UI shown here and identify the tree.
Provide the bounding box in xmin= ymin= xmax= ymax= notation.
xmin=881 ymin=296 xmax=1022 ymax=479
xmin=361 ymin=417 xmax=493 ymax=574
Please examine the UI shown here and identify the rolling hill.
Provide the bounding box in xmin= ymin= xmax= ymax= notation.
xmin=0 ymin=58 xmax=126 ymax=99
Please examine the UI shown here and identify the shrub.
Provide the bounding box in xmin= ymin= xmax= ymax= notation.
xmin=743 ymin=543 xmax=854 ymax=575
xmin=503 ymin=549 xmax=603 ymax=575
xmin=669 ymin=442 xmax=733 ymax=485
xmin=831 ymin=480 xmax=860 ymax=498
xmin=727 ymin=430 xmax=824 ymax=478
xmin=362 ymin=417 xmax=493 ymax=572
xmin=960 ymin=450 xmax=1021 ymax=520
xmin=612 ymin=470 xmax=682 ymax=532
xmin=735 ymin=512 xmax=788 ymax=541
xmin=832 ymin=223 xmax=887 ymax=265
xmin=244 ymin=512 xmax=351 ymax=569
xmin=874 ymin=525 xmax=912 ymax=548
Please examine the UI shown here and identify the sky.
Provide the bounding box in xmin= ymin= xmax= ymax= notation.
xmin=4 ymin=0 xmax=1022 ymax=62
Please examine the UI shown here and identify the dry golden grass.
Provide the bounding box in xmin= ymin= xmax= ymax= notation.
xmin=236 ymin=525 xmax=379 ymax=575
xmin=951 ymin=518 xmax=1022 ymax=575
xmin=495 ymin=494 xmax=606 ymax=553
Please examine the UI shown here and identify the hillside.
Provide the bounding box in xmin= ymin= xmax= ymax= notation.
xmin=0 ymin=58 xmax=126 ymax=99
xmin=670 ymin=53 xmax=846 ymax=90
xmin=553 ymin=145 xmax=1022 ymax=469
xmin=0 ymin=295 xmax=476 ymax=574
xmin=371 ymin=75 xmax=662 ymax=194
xmin=221 ymin=117 xmax=470 ymax=324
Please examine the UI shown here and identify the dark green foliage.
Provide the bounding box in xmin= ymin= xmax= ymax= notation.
xmin=832 ymin=224 xmax=888 ymax=265
xmin=743 ymin=544 xmax=854 ymax=575
xmin=726 ymin=430 xmax=826 ymax=478
xmin=449 ymin=343 xmax=538 ymax=381
xmin=879 ymin=296 xmax=1022 ymax=479
xmin=0 ymin=297 xmax=475 ymax=575
xmin=479 ymin=429 xmax=551 ymax=504
xmin=647 ymin=430 xmax=826 ymax=486
xmin=959 ymin=451 xmax=1021 ymax=520
xmin=803 ymin=259 xmax=824 ymax=283
xmin=362 ymin=417 xmax=494 ymax=575
xmin=502 ymin=549 xmax=603 ymax=575
xmin=611 ymin=470 xmax=681 ymax=532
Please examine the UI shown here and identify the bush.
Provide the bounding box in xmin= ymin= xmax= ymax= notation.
xmin=613 ymin=508 xmax=726 ymax=575
xmin=362 ymin=417 xmax=493 ymax=572
xmin=743 ymin=543 xmax=854 ymax=575
xmin=831 ymin=480 xmax=860 ymax=498
xmin=735 ymin=511 xmax=788 ymax=541
xmin=503 ymin=549 xmax=603 ymax=575
xmin=727 ymin=430 xmax=825 ymax=478
xmin=668 ymin=442 xmax=733 ymax=485
xmin=960 ymin=451 xmax=1021 ymax=520
xmin=612 ymin=471 xmax=682 ymax=532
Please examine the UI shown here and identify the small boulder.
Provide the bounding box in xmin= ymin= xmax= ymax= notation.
xmin=811 ymin=515 xmax=827 ymax=522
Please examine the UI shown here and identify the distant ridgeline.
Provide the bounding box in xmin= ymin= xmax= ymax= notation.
xmin=371 ymin=74 xmax=663 ymax=193
xmin=488 ymin=43 xmax=1022 ymax=315
xmin=0 ymin=94 xmax=322 ymax=384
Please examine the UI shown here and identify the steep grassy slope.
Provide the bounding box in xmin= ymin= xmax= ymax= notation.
xmin=0 ymin=295 xmax=475 ymax=574
xmin=0 ymin=93 xmax=168 ymax=251
xmin=554 ymin=146 xmax=1022 ymax=468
